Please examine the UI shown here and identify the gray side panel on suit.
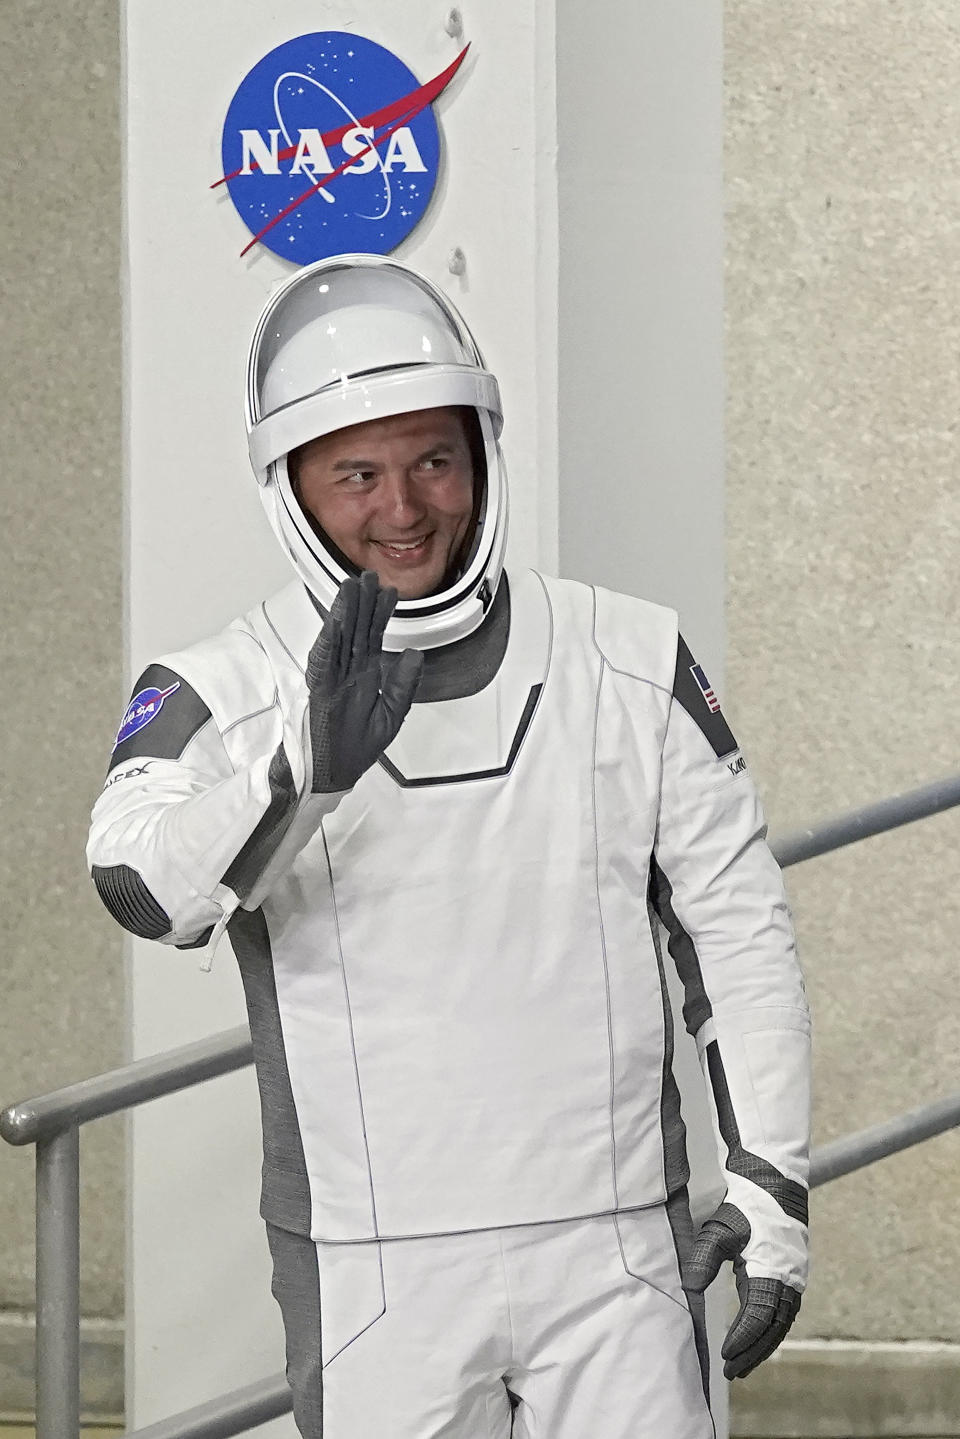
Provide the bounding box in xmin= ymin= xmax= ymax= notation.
xmin=229 ymin=907 xmax=313 ymax=1234
xmin=265 ymin=1222 xmax=323 ymax=1439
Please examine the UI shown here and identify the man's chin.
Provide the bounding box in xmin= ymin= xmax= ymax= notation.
xmin=365 ymin=546 xmax=453 ymax=601
xmin=391 ymin=573 xmax=443 ymax=601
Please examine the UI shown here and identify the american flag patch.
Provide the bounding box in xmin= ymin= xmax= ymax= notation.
xmin=690 ymin=663 xmax=721 ymax=714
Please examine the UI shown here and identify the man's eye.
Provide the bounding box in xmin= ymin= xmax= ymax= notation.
xmin=343 ymin=471 xmax=374 ymax=485
xmin=419 ymin=456 xmax=449 ymax=472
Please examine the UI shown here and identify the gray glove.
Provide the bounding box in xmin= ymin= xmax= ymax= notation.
xmin=306 ymin=570 xmax=424 ymax=794
xmin=683 ymin=1202 xmax=801 ymax=1381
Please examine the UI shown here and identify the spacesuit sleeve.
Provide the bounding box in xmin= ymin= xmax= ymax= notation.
xmin=649 ymin=635 xmax=812 ymax=1291
xmin=87 ymin=663 xmax=343 ymax=949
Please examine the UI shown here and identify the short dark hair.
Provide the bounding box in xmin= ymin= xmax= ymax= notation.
xmin=456 ymin=406 xmax=487 ymax=488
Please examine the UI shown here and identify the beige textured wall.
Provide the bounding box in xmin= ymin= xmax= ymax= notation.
xmin=0 ymin=0 xmax=124 ymax=1329
xmin=726 ymin=3 xmax=960 ymax=1341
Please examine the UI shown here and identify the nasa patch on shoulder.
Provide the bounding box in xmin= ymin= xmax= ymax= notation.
xmin=108 ymin=664 xmax=213 ymax=770
xmin=114 ymin=683 xmax=181 ymax=751
xmin=673 ymin=637 xmax=739 ymax=759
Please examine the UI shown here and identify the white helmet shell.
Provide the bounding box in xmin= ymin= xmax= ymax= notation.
xmin=245 ymin=254 xmax=508 ymax=651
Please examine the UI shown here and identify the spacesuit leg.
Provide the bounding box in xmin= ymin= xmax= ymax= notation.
xmin=267 ymin=1223 xmax=516 ymax=1438
xmin=503 ymin=1209 xmax=715 ymax=1439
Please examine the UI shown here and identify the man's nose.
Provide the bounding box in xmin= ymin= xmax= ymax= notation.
xmin=380 ymin=470 xmax=425 ymax=524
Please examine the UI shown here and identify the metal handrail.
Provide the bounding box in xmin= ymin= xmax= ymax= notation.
xmin=769 ymin=772 xmax=960 ymax=869
xmin=0 ymin=1027 xmax=253 ymax=1148
xmin=808 ymin=1090 xmax=960 ymax=1187
xmin=121 ymin=1377 xmax=292 ymax=1439
xmin=3 ymin=772 xmax=960 ymax=1439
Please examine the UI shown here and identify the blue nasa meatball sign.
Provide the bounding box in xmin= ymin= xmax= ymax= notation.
xmin=217 ymin=32 xmax=467 ymax=265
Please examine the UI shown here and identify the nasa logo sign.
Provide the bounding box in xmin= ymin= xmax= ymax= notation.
xmin=215 ymin=32 xmax=468 ymax=265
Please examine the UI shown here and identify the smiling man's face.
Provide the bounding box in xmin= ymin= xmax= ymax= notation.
xmin=290 ymin=407 xmax=477 ymax=600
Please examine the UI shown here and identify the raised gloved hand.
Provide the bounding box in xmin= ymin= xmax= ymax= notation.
xmin=683 ymin=1202 xmax=801 ymax=1380
xmin=306 ymin=569 xmax=424 ymax=794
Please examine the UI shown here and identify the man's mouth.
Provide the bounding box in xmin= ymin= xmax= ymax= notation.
xmin=372 ymin=534 xmax=433 ymax=562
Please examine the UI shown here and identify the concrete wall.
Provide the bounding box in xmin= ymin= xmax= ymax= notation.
xmin=725 ymin=4 xmax=960 ymax=1432
xmin=0 ymin=0 xmax=125 ymax=1418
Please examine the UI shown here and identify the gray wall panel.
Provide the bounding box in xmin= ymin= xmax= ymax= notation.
xmin=557 ymin=3 xmax=726 ymax=667
xmin=557 ymin=5 xmax=729 ymax=1429
xmin=0 ymin=0 xmax=124 ymax=1332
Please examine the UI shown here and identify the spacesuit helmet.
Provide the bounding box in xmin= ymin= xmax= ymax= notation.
xmin=245 ymin=253 xmax=508 ymax=651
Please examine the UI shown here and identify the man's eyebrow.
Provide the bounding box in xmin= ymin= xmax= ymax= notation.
xmin=328 ymin=441 xmax=456 ymax=473
xmin=329 ymin=457 xmax=378 ymax=472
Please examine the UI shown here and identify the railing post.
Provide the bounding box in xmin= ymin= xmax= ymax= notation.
xmin=35 ymin=1126 xmax=81 ymax=1439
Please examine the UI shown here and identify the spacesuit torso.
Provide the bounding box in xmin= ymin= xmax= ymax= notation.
xmin=89 ymin=566 xmax=809 ymax=1282
xmin=236 ymin=565 xmax=678 ymax=1241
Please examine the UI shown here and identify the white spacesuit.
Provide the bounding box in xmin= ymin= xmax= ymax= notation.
xmin=88 ymin=257 xmax=811 ymax=1439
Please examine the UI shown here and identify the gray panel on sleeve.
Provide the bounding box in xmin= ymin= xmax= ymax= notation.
xmin=648 ymin=860 xmax=712 ymax=1038
xmin=648 ymin=895 xmax=691 ymax=1196
xmin=705 ymin=1040 xmax=809 ymax=1225
xmin=222 ymin=744 xmax=299 ymax=902
xmin=229 ymin=907 xmax=312 ymax=1235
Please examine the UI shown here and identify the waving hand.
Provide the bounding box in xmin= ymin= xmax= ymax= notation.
xmin=306 ymin=570 xmax=423 ymax=794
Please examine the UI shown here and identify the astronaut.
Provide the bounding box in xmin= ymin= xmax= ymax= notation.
xmin=87 ymin=255 xmax=811 ymax=1438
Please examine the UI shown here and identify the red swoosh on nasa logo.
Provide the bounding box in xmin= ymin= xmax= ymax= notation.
xmin=113 ymin=682 xmax=181 ymax=752
xmin=124 ymin=682 xmax=181 ymax=724
xmin=212 ymin=45 xmax=470 ymax=257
